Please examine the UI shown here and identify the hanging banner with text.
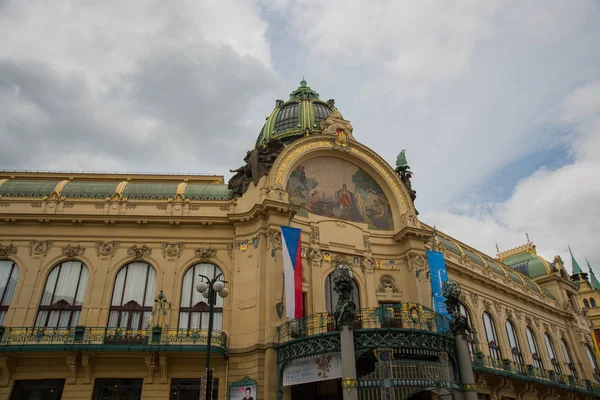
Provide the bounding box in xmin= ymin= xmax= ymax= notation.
xmin=427 ymin=250 xmax=450 ymax=319
xmin=283 ymin=353 xmax=342 ymax=387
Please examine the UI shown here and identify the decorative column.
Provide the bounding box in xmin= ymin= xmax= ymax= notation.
xmin=442 ymin=280 xmax=478 ymax=400
xmin=332 ymin=265 xmax=359 ymax=400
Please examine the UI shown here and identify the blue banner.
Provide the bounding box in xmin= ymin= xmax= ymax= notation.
xmin=427 ymin=250 xmax=450 ymax=320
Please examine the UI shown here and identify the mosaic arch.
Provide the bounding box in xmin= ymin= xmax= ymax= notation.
xmin=286 ymin=157 xmax=393 ymax=230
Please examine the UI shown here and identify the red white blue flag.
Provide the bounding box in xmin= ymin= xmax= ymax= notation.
xmin=281 ymin=226 xmax=303 ymax=319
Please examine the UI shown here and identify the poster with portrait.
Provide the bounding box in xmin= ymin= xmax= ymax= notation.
xmin=229 ymin=377 xmax=258 ymax=400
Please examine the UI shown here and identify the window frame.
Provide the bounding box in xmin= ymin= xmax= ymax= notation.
xmin=505 ymin=319 xmax=524 ymax=365
xmin=108 ymin=262 xmax=156 ymax=330
xmin=560 ymin=339 xmax=578 ymax=378
xmin=526 ymin=326 xmax=544 ymax=369
xmin=482 ymin=312 xmax=502 ymax=360
xmin=35 ymin=260 xmax=88 ymax=328
xmin=0 ymin=260 xmax=19 ymax=325
xmin=178 ymin=263 xmax=224 ymax=331
xmin=544 ymin=333 xmax=562 ymax=375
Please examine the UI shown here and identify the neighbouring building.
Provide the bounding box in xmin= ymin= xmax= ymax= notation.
xmin=0 ymin=80 xmax=598 ymax=400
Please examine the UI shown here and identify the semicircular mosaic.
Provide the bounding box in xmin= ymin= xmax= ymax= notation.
xmin=286 ymin=157 xmax=393 ymax=230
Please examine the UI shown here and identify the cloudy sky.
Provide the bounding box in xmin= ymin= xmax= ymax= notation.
xmin=1 ymin=1 xmax=599 ymax=271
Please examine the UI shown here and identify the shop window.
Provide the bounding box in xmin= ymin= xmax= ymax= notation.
xmin=10 ymin=379 xmax=65 ymax=400
xmin=93 ymin=378 xmax=143 ymax=400
xmin=108 ymin=263 xmax=156 ymax=330
xmin=179 ymin=263 xmax=224 ymax=331
xmin=0 ymin=260 xmax=19 ymax=325
xmin=35 ymin=261 xmax=88 ymax=328
xmin=170 ymin=378 xmax=219 ymax=400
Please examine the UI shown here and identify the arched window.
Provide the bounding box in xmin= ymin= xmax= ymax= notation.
xmin=584 ymin=299 xmax=590 ymax=308
xmin=324 ymin=272 xmax=360 ymax=312
xmin=585 ymin=344 xmax=600 ymax=381
xmin=591 ymin=298 xmax=597 ymax=307
xmin=108 ymin=262 xmax=156 ymax=330
xmin=0 ymin=260 xmax=20 ymax=325
xmin=506 ymin=320 xmax=524 ymax=364
xmin=459 ymin=303 xmax=476 ymax=354
xmin=560 ymin=339 xmax=578 ymax=378
xmin=179 ymin=263 xmax=224 ymax=331
xmin=544 ymin=333 xmax=562 ymax=374
xmin=526 ymin=327 xmax=544 ymax=369
xmin=482 ymin=312 xmax=502 ymax=359
xmin=35 ymin=261 xmax=88 ymax=328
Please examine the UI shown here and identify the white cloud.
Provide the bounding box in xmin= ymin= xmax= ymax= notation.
xmin=425 ymin=80 xmax=600 ymax=272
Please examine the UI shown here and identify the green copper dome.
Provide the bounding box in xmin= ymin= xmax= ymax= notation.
xmin=255 ymin=79 xmax=340 ymax=148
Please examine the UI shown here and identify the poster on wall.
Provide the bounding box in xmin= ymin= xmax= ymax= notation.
xmin=229 ymin=377 xmax=258 ymax=400
xmin=283 ymin=353 xmax=342 ymax=387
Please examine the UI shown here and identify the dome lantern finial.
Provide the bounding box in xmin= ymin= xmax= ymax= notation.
xmin=301 ymin=77 xmax=307 ymax=87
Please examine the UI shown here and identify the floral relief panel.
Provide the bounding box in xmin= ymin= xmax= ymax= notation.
xmin=287 ymin=157 xmax=393 ymax=230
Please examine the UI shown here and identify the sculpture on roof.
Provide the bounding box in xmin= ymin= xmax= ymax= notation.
xmin=228 ymin=141 xmax=286 ymax=197
xmin=320 ymin=110 xmax=354 ymax=140
xmin=394 ymin=149 xmax=418 ymax=212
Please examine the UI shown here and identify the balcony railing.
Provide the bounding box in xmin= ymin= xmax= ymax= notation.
xmin=276 ymin=304 xmax=451 ymax=344
xmin=472 ymin=354 xmax=600 ymax=395
xmin=0 ymin=326 xmax=227 ymax=353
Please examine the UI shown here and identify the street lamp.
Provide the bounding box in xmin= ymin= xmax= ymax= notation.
xmin=196 ymin=272 xmax=228 ymax=400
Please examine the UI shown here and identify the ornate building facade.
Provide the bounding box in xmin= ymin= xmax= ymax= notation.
xmin=0 ymin=80 xmax=598 ymax=400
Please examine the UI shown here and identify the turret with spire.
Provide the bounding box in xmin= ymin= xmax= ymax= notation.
xmin=569 ymin=245 xmax=588 ymax=286
xmin=587 ymin=258 xmax=600 ymax=291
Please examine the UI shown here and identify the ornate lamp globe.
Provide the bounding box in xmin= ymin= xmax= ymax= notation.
xmin=212 ymin=281 xmax=225 ymax=293
xmin=196 ymin=282 xmax=208 ymax=294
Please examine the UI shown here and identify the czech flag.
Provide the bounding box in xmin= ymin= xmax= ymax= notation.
xmin=281 ymin=226 xmax=303 ymax=319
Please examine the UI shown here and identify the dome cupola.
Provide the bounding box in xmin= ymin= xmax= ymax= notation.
xmin=255 ymin=79 xmax=340 ymax=148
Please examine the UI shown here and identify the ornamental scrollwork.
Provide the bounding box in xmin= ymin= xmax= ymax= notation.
xmin=267 ymin=229 xmax=282 ymax=258
xmin=95 ymin=241 xmax=120 ymax=257
xmin=0 ymin=243 xmax=17 ymax=257
xmin=309 ymin=249 xmax=323 ymax=264
xmin=29 ymin=240 xmax=54 ymax=256
xmin=127 ymin=245 xmax=152 ymax=259
xmin=377 ymin=275 xmax=400 ymax=293
xmin=310 ymin=226 xmax=320 ymax=244
xmin=161 ymin=242 xmax=185 ymax=258
xmin=362 ymin=256 xmax=376 ymax=271
xmin=194 ymin=247 xmax=217 ymax=260
xmin=332 ymin=254 xmax=350 ymax=269
xmin=363 ymin=235 xmax=372 ymax=253
xmin=61 ymin=244 xmax=85 ymax=258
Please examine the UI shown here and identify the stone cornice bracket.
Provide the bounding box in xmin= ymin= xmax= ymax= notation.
xmin=0 ymin=355 xmax=15 ymax=387
xmin=161 ymin=242 xmax=185 ymax=258
xmin=81 ymin=353 xmax=94 ymax=384
xmin=127 ymin=245 xmax=152 ymax=259
xmin=62 ymin=244 xmax=85 ymax=258
xmin=393 ymin=226 xmax=431 ymax=243
xmin=0 ymin=243 xmax=17 ymax=257
xmin=66 ymin=353 xmax=80 ymax=384
xmin=194 ymin=246 xmax=217 ymax=260
xmin=95 ymin=241 xmax=120 ymax=257
xmin=29 ymin=240 xmax=54 ymax=256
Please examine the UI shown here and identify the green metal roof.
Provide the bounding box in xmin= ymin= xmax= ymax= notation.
xmin=569 ymin=245 xmax=583 ymax=274
xmin=123 ymin=183 xmax=178 ymax=200
xmin=506 ymin=270 xmax=524 ymax=285
xmin=255 ymin=80 xmax=339 ymax=148
xmin=542 ymin=288 xmax=556 ymax=300
xmin=503 ymin=252 xmax=549 ymax=278
xmin=184 ymin=184 xmax=233 ymax=200
xmin=486 ymin=260 xmax=506 ymax=277
xmin=460 ymin=246 xmax=485 ymax=266
xmin=62 ymin=181 xmax=119 ymax=199
xmin=438 ymin=236 xmax=462 ymax=257
xmin=0 ymin=180 xmax=59 ymax=198
xmin=525 ymin=279 xmax=541 ymax=294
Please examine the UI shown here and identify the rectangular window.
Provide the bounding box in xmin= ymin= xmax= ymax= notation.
xmin=11 ymin=379 xmax=65 ymax=400
xmin=170 ymin=378 xmax=219 ymax=400
xmin=93 ymin=378 xmax=143 ymax=400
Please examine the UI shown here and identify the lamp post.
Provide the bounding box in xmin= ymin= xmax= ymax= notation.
xmin=196 ymin=272 xmax=229 ymax=400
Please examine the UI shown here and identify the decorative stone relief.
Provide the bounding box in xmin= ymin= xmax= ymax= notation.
xmin=470 ymin=292 xmax=479 ymax=306
xmin=494 ymin=300 xmax=501 ymax=313
xmin=482 ymin=299 xmax=492 ymax=312
xmin=29 ymin=240 xmax=54 ymax=256
xmin=0 ymin=243 xmax=17 ymax=257
xmin=194 ymin=247 xmax=217 ymax=260
xmin=267 ymin=229 xmax=282 ymax=258
xmin=362 ymin=256 xmax=375 ymax=272
xmin=95 ymin=241 xmax=120 ymax=257
xmin=332 ymin=254 xmax=350 ymax=269
xmin=309 ymin=249 xmax=323 ymax=264
xmin=62 ymin=245 xmax=85 ymax=257
xmin=363 ymin=235 xmax=372 ymax=253
xmin=127 ymin=245 xmax=152 ymax=259
xmin=377 ymin=275 xmax=400 ymax=293
xmin=406 ymin=252 xmax=428 ymax=278
xmin=310 ymin=226 xmax=320 ymax=244
xmin=161 ymin=242 xmax=184 ymax=258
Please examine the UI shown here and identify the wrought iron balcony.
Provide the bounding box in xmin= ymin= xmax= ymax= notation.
xmin=0 ymin=326 xmax=227 ymax=354
xmin=472 ymin=354 xmax=600 ymax=396
xmin=276 ymin=304 xmax=451 ymax=344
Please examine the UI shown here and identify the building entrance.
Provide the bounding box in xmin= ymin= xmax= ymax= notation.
xmin=10 ymin=379 xmax=65 ymax=400
xmin=291 ymin=379 xmax=342 ymax=400
xmin=92 ymin=378 xmax=143 ymax=400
